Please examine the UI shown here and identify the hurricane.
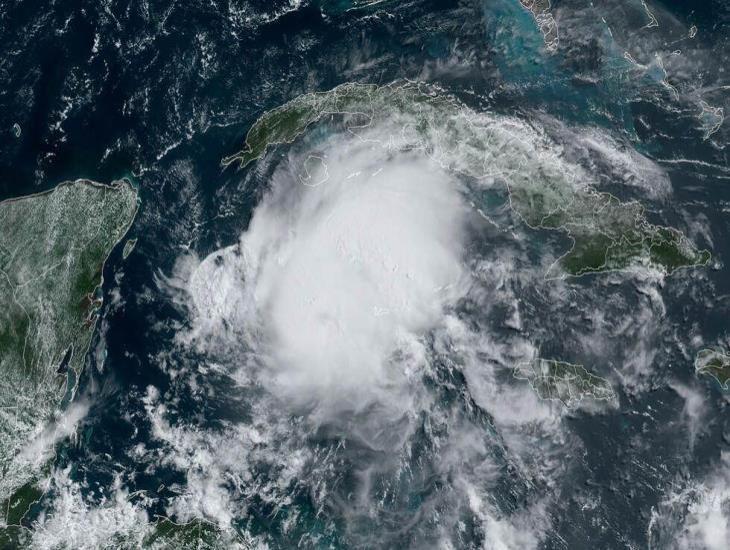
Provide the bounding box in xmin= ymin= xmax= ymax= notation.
xmin=1 ymin=0 xmax=729 ymax=549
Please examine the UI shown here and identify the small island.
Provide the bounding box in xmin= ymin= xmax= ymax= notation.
xmin=694 ymin=349 xmax=730 ymax=390
xmin=122 ymin=237 xmax=138 ymax=259
xmin=513 ymin=358 xmax=616 ymax=406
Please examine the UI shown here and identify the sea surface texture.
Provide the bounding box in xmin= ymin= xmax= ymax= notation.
xmin=0 ymin=1 xmax=729 ymax=548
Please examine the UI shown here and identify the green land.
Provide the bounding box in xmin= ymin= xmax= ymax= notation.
xmin=0 ymin=179 xmax=138 ymax=528
xmin=222 ymin=81 xmax=710 ymax=279
xmin=143 ymin=518 xmax=247 ymax=549
xmin=694 ymin=349 xmax=730 ymax=390
xmin=513 ymin=358 xmax=616 ymax=406
xmin=122 ymin=237 xmax=138 ymax=260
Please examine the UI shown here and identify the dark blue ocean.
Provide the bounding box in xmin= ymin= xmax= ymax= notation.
xmin=1 ymin=1 xmax=729 ymax=548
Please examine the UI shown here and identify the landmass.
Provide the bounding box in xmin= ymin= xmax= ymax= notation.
xmin=694 ymin=349 xmax=730 ymax=390
xmin=0 ymin=179 xmax=138 ymax=525
xmin=222 ymin=83 xmax=377 ymax=169
xmin=0 ymin=505 xmax=243 ymax=548
xmin=222 ymin=81 xmax=710 ymax=279
xmin=697 ymin=100 xmax=724 ymax=141
xmin=519 ymin=0 xmax=558 ymax=51
xmin=122 ymin=237 xmax=138 ymax=259
xmin=0 ymin=479 xmax=42 ymax=547
xmin=513 ymin=358 xmax=616 ymax=406
xmin=538 ymin=194 xmax=711 ymax=278
xmin=143 ymin=518 xmax=246 ymax=549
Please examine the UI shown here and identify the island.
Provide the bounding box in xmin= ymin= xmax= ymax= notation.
xmin=694 ymin=349 xmax=730 ymax=390
xmin=513 ymin=358 xmax=616 ymax=406
xmin=222 ymin=81 xmax=710 ymax=279
xmin=122 ymin=237 xmax=138 ymax=259
xmin=0 ymin=179 xmax=138 ymax=533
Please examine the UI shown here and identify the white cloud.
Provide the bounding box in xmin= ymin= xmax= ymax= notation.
xmin=19 ymin=401 xmax=89 ymax=471
xmin=650 ymin=452 xmax=730 ymax=549
xmin=668 ymin=381 xmax=707 ymax=450
xmin=31 ymin=468 xmax=149 ymax=550
xmin=677 ymin=453 xmax=730 ymax=550
xmin=152 ymin=101 xmax=677 ymax=546
xmin=187 ymin=139 xmax=471 ymax=417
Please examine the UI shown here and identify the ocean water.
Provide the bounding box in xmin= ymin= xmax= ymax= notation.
xmin=1 ymin=0 xmax=729 ymax=548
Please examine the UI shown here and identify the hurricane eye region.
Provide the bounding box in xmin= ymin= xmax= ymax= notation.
xmin=190 ymin=141 xmax=471 ymax=409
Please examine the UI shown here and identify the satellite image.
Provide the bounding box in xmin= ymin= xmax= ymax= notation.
xmin=0 ymin=0 xmax=728 ymax=548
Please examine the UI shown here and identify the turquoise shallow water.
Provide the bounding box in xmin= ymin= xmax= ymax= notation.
xmin=1 ymin=1 xmax=729 ymax=548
